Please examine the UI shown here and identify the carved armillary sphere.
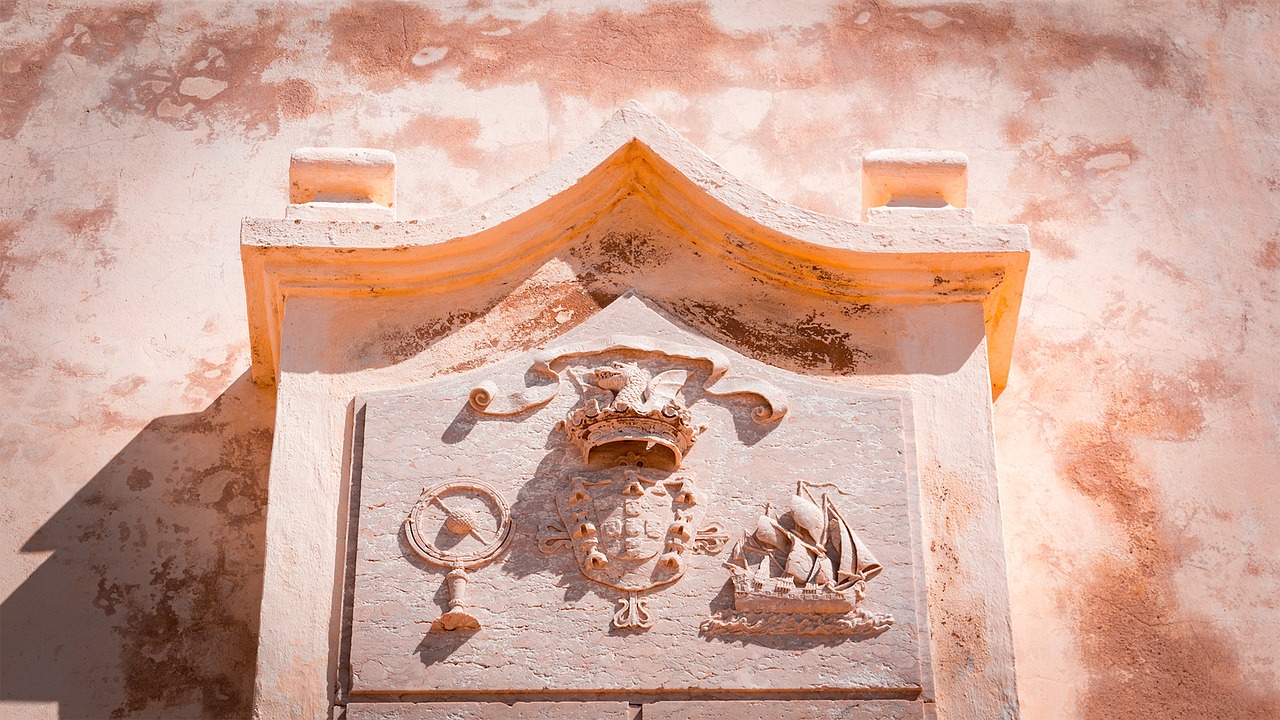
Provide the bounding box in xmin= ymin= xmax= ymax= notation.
xmin=404 ymin=479 xmax=513 ymax=631
xmin=405 ymin=479 xmax=513 ymax=568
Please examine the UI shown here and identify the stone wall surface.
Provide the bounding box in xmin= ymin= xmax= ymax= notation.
xmin=1 ymin=1 xmax=1277 ymax=719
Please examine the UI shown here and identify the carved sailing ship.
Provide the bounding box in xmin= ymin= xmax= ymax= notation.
xmin=704 ymin=482 xmax=895 ymax=636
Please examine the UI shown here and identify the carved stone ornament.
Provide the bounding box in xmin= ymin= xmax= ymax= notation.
xmin=540 ymin=466 xmax=729 ymax=629
xmin=467 ymin=333 xmax=788 ymax=427
xmin=530 ymin=343 xmax=756 ymax=630
xmin=701 ymin=482 xmax=895 ymax=636
xmin=404 ymin=479 xmax=513 ymax=631
xmin=563 ymin=362 xmax=702 ymax=466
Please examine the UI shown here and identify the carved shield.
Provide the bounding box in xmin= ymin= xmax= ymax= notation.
xmin=557 ymin=467 xmax=705 ymax=593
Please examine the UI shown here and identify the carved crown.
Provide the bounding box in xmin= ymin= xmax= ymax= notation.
xmin=564 ymin=398 xmax=701 ymax=468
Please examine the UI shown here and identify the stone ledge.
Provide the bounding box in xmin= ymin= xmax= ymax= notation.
xmin=644 ymin=699 xmax=925 ymax=719
xmin=343 ymin=701 xmax=630 ymax=719
xmin=862 ymin=149 xmax=968 ymax=216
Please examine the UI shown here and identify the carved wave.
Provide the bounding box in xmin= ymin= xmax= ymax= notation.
xmin=699 ymin=608 xmax=895 ymax=637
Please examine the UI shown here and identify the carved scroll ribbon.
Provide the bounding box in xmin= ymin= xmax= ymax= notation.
xmin=468 ymin=335 xmax=788 ymax=423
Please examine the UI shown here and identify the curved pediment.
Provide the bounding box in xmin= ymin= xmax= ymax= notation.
xmin=241 ymin=101 xmax=1028 ymax=395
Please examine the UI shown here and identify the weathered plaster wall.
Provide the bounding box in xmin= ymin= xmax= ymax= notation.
xmin=1 ymin=1 xmax=1276 ymax=718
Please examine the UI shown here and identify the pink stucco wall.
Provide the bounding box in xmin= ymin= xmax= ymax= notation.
xmin=1 ymin=1 xmax=1277 ymax=718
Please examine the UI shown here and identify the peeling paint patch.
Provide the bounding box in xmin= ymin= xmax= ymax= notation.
xmin=126 ymin=468 xmax=153 ymax=491
xmin=827 ymin=4 xmax=1198 ymax=103
xmin=363 ymin=310 xmax=483 ymax=366
xmin=183 ymin=349 xmax=247 ymax=407
xmin=1011 ymin=198 xmax=1077 ymax=260
xmin=0 ymin=219 xmax=29 ymax=298
xmin=682 ymin=301 xmax=870 ymax=372
xmin=1055 ymin=359 xmax=1277 ymax=719
xmin=328 ymin=1 xmax=1202 ymax=105
xmin=1055 ymin=140 xmax=1140 ymax=178
xmin=324 ymin=1 xmax=1202 ymax=107
xmin=109 ymin=375 xmax=148 ymax=397
xmin=178 ymin=76 xmax=229 ymax=100
xmin=111 ymin=553 xmax=257 ymax=719
xmin=0 ymin=5 xmax=157 ymax=139
xmin=383 ymin=113 xmax=483 ymax=164
xmin=56 ymin=199 xmax=118 ymax=270
xmin=410 ymin=45 xmax=448 ymax=67
xmin=1009 ymin=139 xmax=1139 ymax=261
xmin=58 ymin=199 xmax=117 ymax=234
xmin=327 ymin=1 xmax=753 ymax=97
xmin=1258 ymin=239 xmax=1280 ymax=270
xmin=276 ymin=77 xmax=319 ymax=119
xmin=93 ymin=578 xmax=135 ymax=617
xmin=572 ymin=230 xmax=675 ymax=278
xmin=1137 ymin=248 xmax=1191 ymax=286
xmin=101 ymin=11 xmax=315 ymax=135
xmin=1083 ymin=151 xmax=1132 ymax=172
xmin=905 ymin=10 xmax=962 ymax=31
xmin=485 ymin=278 xmax=601 ymax=355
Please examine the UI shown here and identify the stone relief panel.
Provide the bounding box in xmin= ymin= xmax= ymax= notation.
xmin=344 ymin=295 xmax=927 ymax=699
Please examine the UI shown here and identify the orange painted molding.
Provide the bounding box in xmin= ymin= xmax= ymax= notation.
xmin=241 ymin=101 xmax=1029 ymax=396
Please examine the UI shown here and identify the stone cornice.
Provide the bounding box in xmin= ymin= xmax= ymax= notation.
xmin=241 ymin=102 xmax=1028 ymax=395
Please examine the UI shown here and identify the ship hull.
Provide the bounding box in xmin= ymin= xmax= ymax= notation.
xmin=730 ymin=576 xmax=855 ymax=615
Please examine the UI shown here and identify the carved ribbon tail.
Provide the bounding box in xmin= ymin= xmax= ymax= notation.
xmin=468 ymin=358 xmax=563 ymax=416
xmin=697 ymin=375 xmax=788 ymax=425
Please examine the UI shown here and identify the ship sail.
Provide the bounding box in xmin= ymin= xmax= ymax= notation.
xmin=753 ymin=505 xmax=787 ymax=550
xmin=790 ymin=482 xmax=826 ymax=543
xmin=827 ymin=500 xmax=882 ymax=589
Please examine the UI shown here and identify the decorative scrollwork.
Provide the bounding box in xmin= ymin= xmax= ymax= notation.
xmin=537 ymin=519 xmax=572 ymax=555
xmin=612 ymin=593 xmax=653 ymax=631
xmin=467 ymin=335 xmax=787 ymax=425
xmin=699 ymin=608 xmax=894 ymax=637
xmin=692 ymin=522 xmax=729 ymax=555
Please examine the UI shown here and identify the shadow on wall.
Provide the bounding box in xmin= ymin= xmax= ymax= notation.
xmin=1 ymin=372 xmax=275 ymax=719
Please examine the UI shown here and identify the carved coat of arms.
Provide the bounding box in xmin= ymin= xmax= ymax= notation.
xmin=553 ymin=466 xmax=722 ymax=628
xmin=471 ymin=337 xmax=786 ymax=630
xmin=534 ymin=354 xmax=736 ymax=629
xmin=561 ymin=468 xmax=704 ymax=589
